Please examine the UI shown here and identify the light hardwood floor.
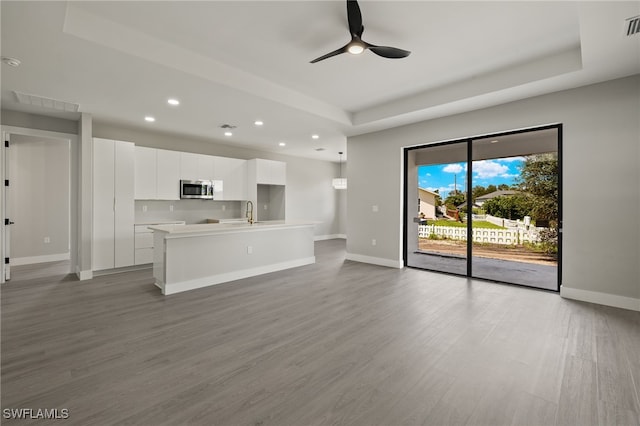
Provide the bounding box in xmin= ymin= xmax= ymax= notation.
xmin=2 ymin=240 xmax=639 ymax=425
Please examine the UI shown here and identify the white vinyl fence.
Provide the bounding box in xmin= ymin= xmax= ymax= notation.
xmin=418 ymin=223 xmax=541 ymax=245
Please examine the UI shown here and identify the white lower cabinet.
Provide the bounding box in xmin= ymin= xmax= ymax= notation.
xmin=93 ymin=138 xmax=135 ymax=271
xmin=134 ymin=222 xmax=185 ymax=265
xmin=134 ymin=226 xmax=154 ymax=265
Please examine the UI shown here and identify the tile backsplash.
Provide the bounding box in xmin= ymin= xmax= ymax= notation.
xmin=134 ymin=200 xmax=243 ymax=224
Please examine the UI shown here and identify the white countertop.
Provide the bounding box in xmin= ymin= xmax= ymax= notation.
xmin=148 ymin=220 xmax=317 ymax=238
xmin=135 ymin=220 xmax=186 ymax=226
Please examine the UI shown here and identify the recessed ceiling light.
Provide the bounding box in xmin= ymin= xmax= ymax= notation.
xmin=224 ymin=131 xmax=233 ymax=137
xmin=145 ymin=116 xmax=155 ymax=122
xmin=167 ymin=98 xmax=180 ymax=106
xmin=2 ymin=57 xmax=21 ymax=67
xmin=279 ymin=142 xmax=286 ymax=147
xmin=312 ymin=134 xmax=319 ymax=139
xmin=254 ymin=120 xmax=264 ymax=126
xmin=490 ymin=140 xmax=499 ymax=144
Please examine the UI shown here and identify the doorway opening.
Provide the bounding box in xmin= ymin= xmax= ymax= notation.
xmin=404 ymin=125 xmax=562 ymax=291
xmin=1 ymin=128 xmax=77 ymax=283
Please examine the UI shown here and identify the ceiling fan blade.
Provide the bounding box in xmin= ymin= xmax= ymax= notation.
xmin=367 ymin=44 xmax=411 ymax=59
xmin=310 ymin=44 xmax=348 ymax=63
xmin=347 ymin=0 xmax=363 ymax=37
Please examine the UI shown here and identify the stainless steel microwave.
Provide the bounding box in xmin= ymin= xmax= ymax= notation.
xmin=180 ymin=180 xmax=214 ymax=199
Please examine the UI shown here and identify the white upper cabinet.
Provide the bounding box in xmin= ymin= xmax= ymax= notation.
xmin=179 ymin=152 xmax=199 ymax=181
xmin=197 ymin=155 xmax=215 ymax=181
xmin=180 ymin=152 xmax=215 ymax=181
xmin=134 ymin=146 xmax=157 ymax=200
xmin=156 ymin=149 xmax=180 ymax=200
xmin=253 ymin=159 xmax=286 ymax=185
xmin=213 ymin=157 xmax=247 ymax=200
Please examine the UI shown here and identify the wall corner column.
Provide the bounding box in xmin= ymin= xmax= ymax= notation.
xmin=77 ymin=113 xmax=93 ymax=280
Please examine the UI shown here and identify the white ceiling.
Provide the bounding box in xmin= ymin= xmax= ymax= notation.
xmin=1 ymin=1 xmax=639 ymax=162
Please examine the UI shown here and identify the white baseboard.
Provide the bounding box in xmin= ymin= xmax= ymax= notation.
xmin=345 ymin=252 xmax=403 ymax=269
xmin=160 ymin=256 xmax=316 ymax=295
xmin=12 ymin=253 xmax=70 ymax=266
xmin=314 ymin=234 xmax=346 ymax=241
xmin=561 ymin=286 xmax=640 ymax=312
xmin=76 ymin=269 xmax=93 ymax=281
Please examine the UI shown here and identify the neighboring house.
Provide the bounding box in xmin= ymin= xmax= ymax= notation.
xmin=474 ymin=190 xmax=520 ymax=207
xmin=418 ymin=188 xmax=438 ymax=219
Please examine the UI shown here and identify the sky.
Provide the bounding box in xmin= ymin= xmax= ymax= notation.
xmin=418 ymin=157 xmax=525 ymax=198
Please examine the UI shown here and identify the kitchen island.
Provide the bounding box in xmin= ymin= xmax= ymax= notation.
xmin=149 ymin=221 xmax=316 ymax=295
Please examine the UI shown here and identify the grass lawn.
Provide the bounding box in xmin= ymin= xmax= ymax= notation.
xmin=425 ymin=219 xmax=505 ymax=229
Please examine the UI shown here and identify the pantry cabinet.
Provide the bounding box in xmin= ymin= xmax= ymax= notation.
xmin=93 ymin=138 xmax=135 ymax=271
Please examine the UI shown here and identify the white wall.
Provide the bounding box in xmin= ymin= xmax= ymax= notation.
xmin=8 ymin=134 xmax=70 ymax=263
xmin=347 ymin=75 xmax=640 ymax=309
xmin=93 ymin=121 xmax=343 ymax=239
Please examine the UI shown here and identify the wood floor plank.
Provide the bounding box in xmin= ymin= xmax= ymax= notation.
xmin=2 ymin=240 xmax=639 ymax=425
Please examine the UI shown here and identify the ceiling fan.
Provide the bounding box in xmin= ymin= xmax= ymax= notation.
xmin=310 ymin=0 xmax=411 ymax=63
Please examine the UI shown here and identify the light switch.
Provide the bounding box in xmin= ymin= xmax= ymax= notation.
xmin=142 ymin=205 xmax=148 ymax=212
xmin=372 ymin=205 xmax=379 ymax=212
xmin=247 ymin=246 xmax=253 ymax=254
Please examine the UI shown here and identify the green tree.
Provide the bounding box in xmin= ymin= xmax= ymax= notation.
xmin=444 ymin=191 xmax=466 ymax=209
xmin=517 ymin=153 xmax=558 ymax=225
xmin=483 ymin=194 xmax=532 ymax=220
xmin=497 ymin=183 xmax=510 ymax=191
xmin=472 ymin=185 xmax=488 ymax=201
xmin=434 ymin=189 xmax=442 ymax=207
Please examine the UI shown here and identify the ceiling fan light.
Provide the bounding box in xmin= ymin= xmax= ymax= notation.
xmin=347 ymin=43 xmax=365 ymax=55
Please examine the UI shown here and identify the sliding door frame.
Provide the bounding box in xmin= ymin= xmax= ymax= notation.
xmin=403 ymin=123 xmax=563 ymax=292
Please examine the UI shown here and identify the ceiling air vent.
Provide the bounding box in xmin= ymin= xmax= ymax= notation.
xmin=13 ymin=91 xmax=79 ymax=112
xmin=626 ymin=15 xmax=640 ymax=36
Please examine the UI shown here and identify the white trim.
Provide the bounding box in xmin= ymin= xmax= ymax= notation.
xmin=159 ymin=256 xmax=316 ymax=295
xmin=11 ymin=253 xmax=70 ymax=266
xmin=76 ymin=268 xmax=93 ymax=281
xmin=561 ymin=286 xmax=640 ymax=312
xmin=314 ymin=234 xmax=346 ymax=241
xmin=345 ymin=252 xmax=404 ymax=269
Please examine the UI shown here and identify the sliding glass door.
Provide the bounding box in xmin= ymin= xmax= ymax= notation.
xmin=470 ymin=130 xmax=559 ymax=289
xmin=404 ymin=125 xmax=561 ymax=291
xmin=406 ymin=141 xmax=469 ymax=275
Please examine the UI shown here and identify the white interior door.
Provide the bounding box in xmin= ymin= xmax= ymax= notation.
xmin=2 ymin=132 xmax=11 ymax=281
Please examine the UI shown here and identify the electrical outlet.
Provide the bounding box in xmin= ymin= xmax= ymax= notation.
xmin=247 ymin=246 xmax=253 ymax=254
xmin=142 ymin=205 xmax=147 ymax=212
xmin=371 ymin=239 xmax=377 ymax=246
xmin=264 ymin=204 xmax=268 ymax=210
xmin=169 ymin=205 xmax=174 ymax=212
xmin=44 ymin=237 xmax=51 ymax=244
xmin=222 ymin=205 xmax=226 ymax=211
xmin=372 ymin=205 xmax=379 ymax=212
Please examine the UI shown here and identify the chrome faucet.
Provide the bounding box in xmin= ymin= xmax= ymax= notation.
xmin=246 ymin=200 xmax=254 ymax=224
